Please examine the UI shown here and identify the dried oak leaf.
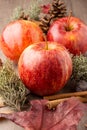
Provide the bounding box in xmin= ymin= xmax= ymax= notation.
xmin=0 ymin=97 xmax=86 ymax=130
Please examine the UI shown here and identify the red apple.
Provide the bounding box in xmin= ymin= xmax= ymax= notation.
xmin=47 ymin=17 xmax=87 ymax=55
xmin=0 ymin=20 xmax=44 ymax=61
xmin=18 ymin=41 xmax=72 ymax=96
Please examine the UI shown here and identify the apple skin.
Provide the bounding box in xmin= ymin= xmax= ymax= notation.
xmin=18 ymin=41 xmax=72 ymax=96
xmin=47 ymin=17 xmax=87 ymax=55
xmin=0 ymin=20 xmax=44 ymax=61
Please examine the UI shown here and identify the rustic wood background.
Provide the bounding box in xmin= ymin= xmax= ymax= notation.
xmin=0 ymin=0 xmax=87 ymax=130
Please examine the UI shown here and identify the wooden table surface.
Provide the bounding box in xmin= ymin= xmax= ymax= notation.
xmin=0 ymin=0 xmax=87 ymax=130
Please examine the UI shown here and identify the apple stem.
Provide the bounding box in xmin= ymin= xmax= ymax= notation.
xmin=66 ymin=11 xmax=72 ymax=31
xmin=43 ymin=34 xmax=48 ymax=50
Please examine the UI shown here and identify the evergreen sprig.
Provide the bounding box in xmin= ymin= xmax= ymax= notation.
xmin=26 ymin=0 xmax=42 ymax=20
xmin=11 ymin=0 xmax=43 ymax=21
xmin=10 ymin=6 xmax=24 ymax=21
xmin=0 ymin=60 xmax=28 ymax=111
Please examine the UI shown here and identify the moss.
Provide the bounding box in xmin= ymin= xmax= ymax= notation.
xmin=71 ymin=54 xmax=87 ymax=82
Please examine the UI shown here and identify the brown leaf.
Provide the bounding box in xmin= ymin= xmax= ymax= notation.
xmin=0 ymin=97 xmax=86 ymax=130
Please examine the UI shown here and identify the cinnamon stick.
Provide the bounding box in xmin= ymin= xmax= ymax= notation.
xmin=44 ymin=91 xmax=87 ymax=100
xmin=46 ymin=96 xmax=87 ymax=109
xmin=46 ymin=98 xmax=69 ymax=109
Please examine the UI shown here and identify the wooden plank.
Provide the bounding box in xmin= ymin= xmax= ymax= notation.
xmin=63 ymin=0 xmax=73 ymax=13
xmin=63 ymin=0 xmax=87 ymax=24
xmin=69 ymin=0 xmax=87 ymax=23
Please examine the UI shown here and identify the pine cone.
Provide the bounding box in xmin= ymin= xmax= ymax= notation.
xmin=40 ymin=14 xmax=51 ymax=34
xmin=50 ymin=0 xmax=67 ymax=18
xmin=19 ymin=12 xmax=30 ymax=20
xmin=40 ymin=0 xmax=67 ymax=34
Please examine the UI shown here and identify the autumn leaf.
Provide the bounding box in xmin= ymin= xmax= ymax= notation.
xmin=0 ymin=97 xmax=86 ymax=130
